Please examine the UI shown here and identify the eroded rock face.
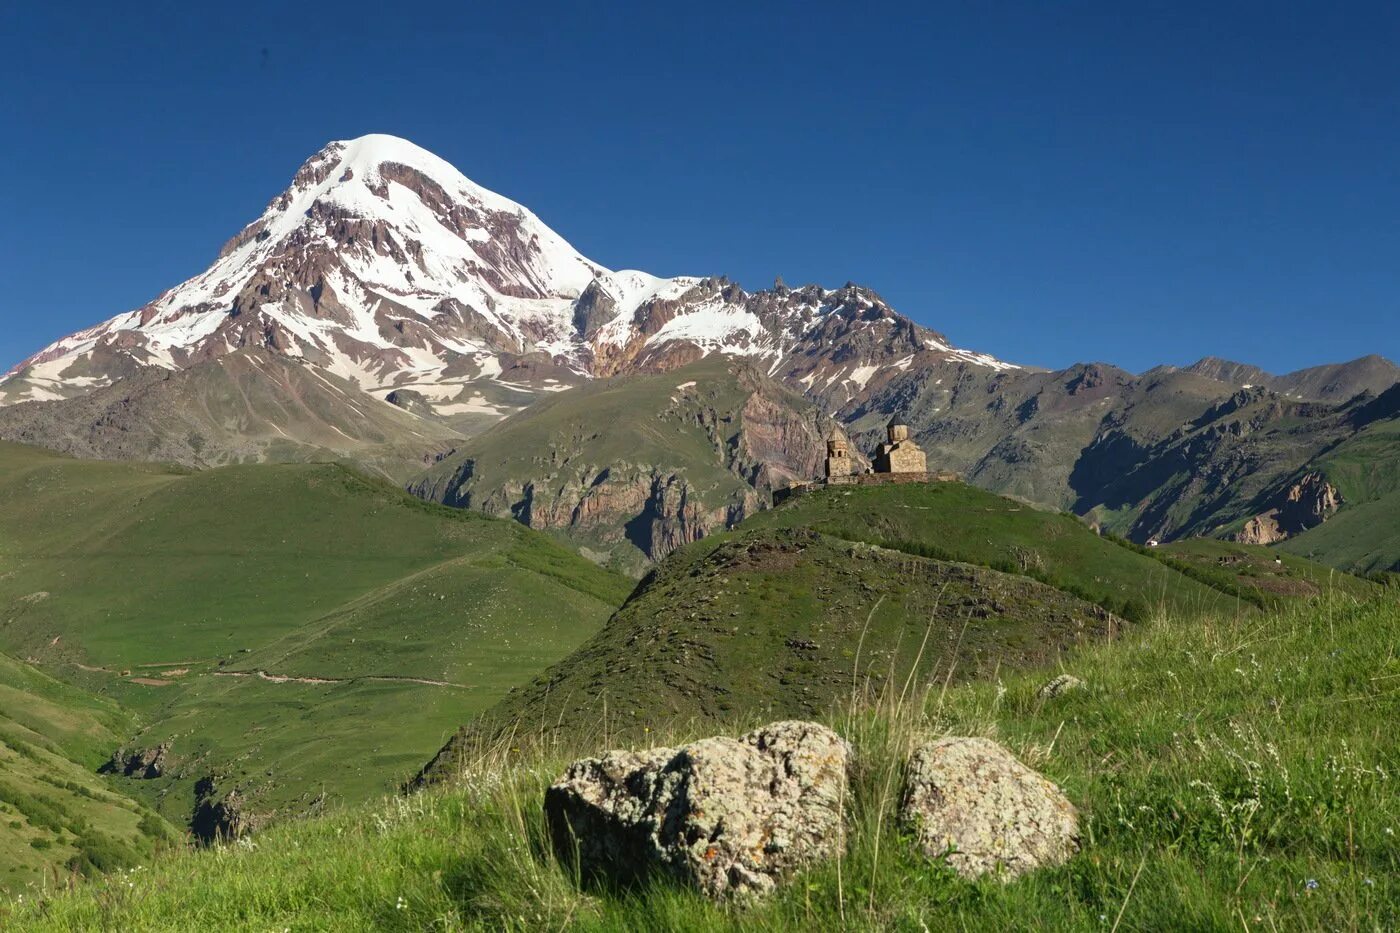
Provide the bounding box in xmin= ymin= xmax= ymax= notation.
xmin=544 ymin=720 xmax=848 ymax=899
xmin=1236 ymin=512 xmax=1286 ymax=546
xmin=1235 ymin=471 xmax=1343 ymax=545
xmin=102 ymin=742 xmax=171 ymax=779
xmin=413 ymin=361 xmax=844 ymax=571
xmin=191 ymin=776 xmax=261 ymax=843
xmin=900 ymin=736 xmax=1078 ymax=880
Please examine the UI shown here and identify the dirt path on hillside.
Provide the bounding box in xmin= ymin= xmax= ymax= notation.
xmin=212 ymin=669 xmax=471 ymax=689
xmin=64 ymin=659 xmax=466 ymax=690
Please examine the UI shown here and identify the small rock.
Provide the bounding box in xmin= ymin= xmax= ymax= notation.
xmin=544 ymin=720 xmax=848 ymax=899
xmin=1037 ymin=674 xmax=1086 ymax=700
xmin=900 ymin=736 xmax=1078 ymax=880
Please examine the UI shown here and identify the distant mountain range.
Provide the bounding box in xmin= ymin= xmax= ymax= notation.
xmin=2 ymin=134 xmax=1395 ymax=571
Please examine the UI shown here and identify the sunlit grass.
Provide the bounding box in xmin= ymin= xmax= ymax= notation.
xmin=7 ymin=594 xmax=1397 ymax=931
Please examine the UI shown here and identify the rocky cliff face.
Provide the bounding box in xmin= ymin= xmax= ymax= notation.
xmin=1235 ymin=472 xmax=1343 ymax=545
xmin=190 ymin=776 xmax=263 ymax=844
xmin=411 ymin=358 xmax=839 ymax=573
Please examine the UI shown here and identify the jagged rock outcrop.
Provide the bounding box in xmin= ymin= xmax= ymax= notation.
xmin=899 ymin=736 xmax=1079 ymax=880
xmin=544 ymin=721 xmax=849 ymax=899
xmin=102 ymin=743 xmax=171 ymax=779
xmin=190 ymin=776 xmax=261 ymax=844
xmin=1235 ymin=471 xmax=1343 ymax=545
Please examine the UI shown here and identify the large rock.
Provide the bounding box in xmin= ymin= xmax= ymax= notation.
xmin=899 ymin=736 xmax=1078 ymax=880
xmin=544 ymin=720 xmax=848 ymax=899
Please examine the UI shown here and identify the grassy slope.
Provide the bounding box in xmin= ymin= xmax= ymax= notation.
xmin=0 ymin=349 xmax=461 ymax=483
xmin=421 ymin=527 xmax=1125 ymax=775
xmin=410 ymin=356 xmax=819 ymax=575
xmin=0 ymin=653 xmax=174 ymax=892
xmin=9 ymin=595 xmax=1396 ymax=930
xmin=413 ymin=356 xmax=756 ymax=505
xmin=1157 ymin=539 xmax=1379 ymax=604
xmin=419 ymin=482 xmax=1281 ymax=779
xmin=0 ymin=442 xmax=630 ymax=833
xmin=749 ymin=482 xmax=1246 ymax=620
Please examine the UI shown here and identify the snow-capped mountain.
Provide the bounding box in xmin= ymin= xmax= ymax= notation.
xmin=0 ymin=134 xmax=1015 ymax=421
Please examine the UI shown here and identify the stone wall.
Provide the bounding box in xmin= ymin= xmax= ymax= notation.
xmin=774 ymin=470 xmax=961 ymax=504
xmin=828 ymin=470 xmax=958 ymax=486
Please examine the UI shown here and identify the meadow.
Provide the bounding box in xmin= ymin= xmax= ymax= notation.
xmin=8 ymin=592 xmax=1395 ymax=930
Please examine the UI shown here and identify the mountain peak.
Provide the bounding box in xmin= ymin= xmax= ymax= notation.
xmin=305 ymin=134 xmax=531 ymax=218
xmin=0 ymin=136 xmax=1015 ymax=419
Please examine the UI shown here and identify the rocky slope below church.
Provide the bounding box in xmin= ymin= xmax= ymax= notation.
xmin=409 ymin=357 xmax=851 ymax=575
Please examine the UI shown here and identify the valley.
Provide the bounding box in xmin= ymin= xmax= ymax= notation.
xmin=0 ymin=441 xmax=628 ymax=881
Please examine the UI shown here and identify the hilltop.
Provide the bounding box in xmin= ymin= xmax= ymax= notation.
xmin=418 ymin=481 xmax=1366 ymax=781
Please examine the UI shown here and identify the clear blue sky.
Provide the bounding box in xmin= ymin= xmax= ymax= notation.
xmin=3 ymin=1 xmax=1397 ymax=374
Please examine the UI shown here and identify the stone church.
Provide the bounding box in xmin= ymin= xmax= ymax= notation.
xmin=823 ymin=429 xmax=854 ymax=480
xmin=872 ymin=418 xmax=927 ymax=474
xmin=777 ymin=420 xmax=952 ymax=502
xmin=823 ymin=419 xmax=937 ymax=481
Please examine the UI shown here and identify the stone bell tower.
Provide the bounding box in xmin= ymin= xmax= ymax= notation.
xmin=824 ymin=427 xmax=854 ymax=480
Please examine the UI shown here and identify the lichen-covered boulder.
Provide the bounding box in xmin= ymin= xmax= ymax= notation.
xmin=899 ymin=736 xmax=1078 ymax=880
xmin=1037 ymin=673 xmax=1086 ymax=700
xmin=544 ymin=720 xmax=848 ymax=899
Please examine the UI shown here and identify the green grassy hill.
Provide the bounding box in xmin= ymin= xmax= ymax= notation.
xmin=8 ymin=593 xmax=1395 ymax=931
xmin=418 ymin=481 xmax=1294 ymax=779
xmin=748 ymin=482 xmax=1252 ymax=619
xmin=0 ymin=652 xmax=174 ymax=891
xmin=0 ymin=442 xmax=630 ymax=855
xmin=409 ymin=357 xmax=838 ymax=575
